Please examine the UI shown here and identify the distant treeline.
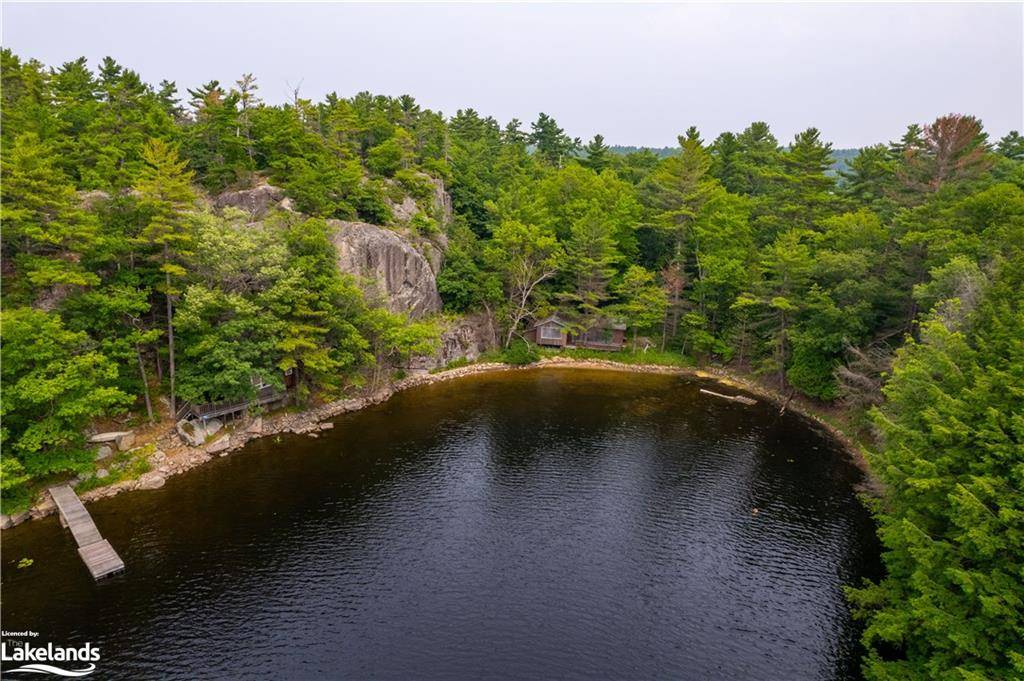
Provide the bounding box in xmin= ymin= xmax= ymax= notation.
xmin=610 ymin=144 xmax=860 ymax=174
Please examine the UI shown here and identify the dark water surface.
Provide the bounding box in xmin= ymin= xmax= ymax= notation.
xmin=1 ymin=369 xmax=880 ymax=680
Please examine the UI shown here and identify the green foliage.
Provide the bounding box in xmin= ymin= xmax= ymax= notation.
xmin=361 ymin=308 xmax=439 ymax=387
xmin=1 ymin=308 xmax=132 ymax=506
xmin=581 ymin=134 xmax=611 ymax=173
xmin=613 ymin=265 xmax=668 ymax=347
xmin=529 ymin=112 xmax=578 ymax=166
xmin=1 ymin=132 xmax=99 ymax=293
xmin=74 ymin=445 xmax=152 ymax=494
xmin=502 ymin=339 xmax=539 ymax=365
xmin=366 ymin=134 xmax=409 ymax=177
xmin=847 ymin=255 xmax=1024 ymax=680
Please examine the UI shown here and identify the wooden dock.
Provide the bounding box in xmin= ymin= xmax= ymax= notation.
xmin=49 ymin=485 xmax=125 ymax=580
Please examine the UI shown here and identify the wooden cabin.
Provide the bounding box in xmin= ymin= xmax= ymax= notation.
xmin=527 ymin=315 xmax=627 ymax=351
xmin=572 ymin=320 xmax=627 ymax=351
xmin=527 ymin=315 xmax=570 ymax=348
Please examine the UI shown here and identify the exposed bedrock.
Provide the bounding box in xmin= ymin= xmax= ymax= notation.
xmin=329 ymin=221 xmax=443 ymax=318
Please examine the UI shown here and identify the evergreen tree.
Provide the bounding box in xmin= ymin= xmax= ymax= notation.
xmin=529 ymin=112 xmax=578 ymax=167
xmin=134 ymin=139 xmax=196 ymax=416
xmin=898 ymin=115 xmax=992 ymax=194
xmin=581 ymin=133 xmax=611 ymax=173
xmin=839 ymin=144 xmax=896 ymax=208
xmin=613 ymin=265 xmax=668 ymax=349
xmin=848 ymin=255 xmax=1024 ymax=680
xmin=996 ymin=130 xmax=1024 ymax=160
xmin=709 ymin=131 xmax=745 ymax=194
xmin=0 ymin=133 xmax=99 ymax=294
xmin=561 ymin=206 xmax=621 ymax=320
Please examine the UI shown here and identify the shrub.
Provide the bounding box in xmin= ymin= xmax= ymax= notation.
xmin=503 ymin=339 xmax=539 ymax=365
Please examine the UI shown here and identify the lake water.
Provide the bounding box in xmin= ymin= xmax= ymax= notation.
xmin=1 ymin=368 xmax=880 ymax=680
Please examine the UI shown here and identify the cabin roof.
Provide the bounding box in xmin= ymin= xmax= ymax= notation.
xmin=530 ymin=315 xmax=627 ymax=331
xmin=530 ymin=315 xmax=568 ymax=329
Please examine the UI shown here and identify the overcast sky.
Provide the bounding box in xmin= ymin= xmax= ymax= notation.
xmin=3 ymin=2 xmax=1022 ymax=148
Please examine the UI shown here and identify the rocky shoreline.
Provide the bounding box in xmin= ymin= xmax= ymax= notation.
xmin=1 ymin=357 xmax=876 ymax=530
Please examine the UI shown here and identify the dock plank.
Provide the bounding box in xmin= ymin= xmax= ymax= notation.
xmin=49 ymin=485 xmax=125 ymax=580
xmin=49 ymin=485 xmax=103 ymax=547
xmin=78 ymin=540 xmax=125 ymax=580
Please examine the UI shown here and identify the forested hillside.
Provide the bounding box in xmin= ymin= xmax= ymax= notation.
xmin=1 ymin=50 xmax=1021 ymax=678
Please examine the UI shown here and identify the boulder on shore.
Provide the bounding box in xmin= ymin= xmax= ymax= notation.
xmin=136 ymin=472 xmax=166 ymax=490
xmin=88 ymin=431 xmax=131 ymax=444
xmin=246 ymin=416 xmax=263 ymax=434
xmin=0 ymin=511 xmax=31 ymax=530
xmin=115 ymin=432 xmax=135 ymax=451
xmin=176 ymin=418 xmax=222 ymax=447
xmin=206 ymin=435 xmax=231 ymax=455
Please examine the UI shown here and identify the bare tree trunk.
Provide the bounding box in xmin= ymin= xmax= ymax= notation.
xmin=165 ymin=269 xmax=177 ymax=418
xmin=151 ymin=309 xmax=164 ymax=381
xmin=482 ymin=302 xmax=499 ymax=347
xmin=136 ymin=344 xmax=154 ymax=423
xmin=779 ymin=389 xmax=796 ymax=416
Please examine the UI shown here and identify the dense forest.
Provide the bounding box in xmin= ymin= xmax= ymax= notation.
xmin=1 ymin=50 xmax=1022 ymax=679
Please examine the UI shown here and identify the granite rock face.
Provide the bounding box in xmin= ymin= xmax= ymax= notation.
xmin=330 ymin=221 xmax=443 ymax=318
xmin=429 ymin=177 xmax=453 ymax=228
xmin=213 ymin=183 xmax=289 ymax=220
xmin=406 ymin=313 xmax=497 ymax=372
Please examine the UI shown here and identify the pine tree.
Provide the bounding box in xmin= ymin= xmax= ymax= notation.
xmin=561 ymin=206 xmax=621 ymax=320
xmin=996 ymin=130 xmax=1024 ymax=161
xmin=709 ymin=131 xmax=745 ymax=194
xmin=839 ymin=144 xmax=896 ymax=207
xmin=779 ymin=127 xmax=838 ymax=229
xmin=614 ymin=265 xmax=668 ymax=350
xmin=529 ymin=112 xmax=578 ymax=167
xmin=898 ymin=115 xmax=992 ymax=194
xmin=134 ymin=139 xmax=196 ymax=417
xmin=0 ymin=132 xmax=99 ymax=293
xmin=581 ymin=133 xmax=611 ymax=173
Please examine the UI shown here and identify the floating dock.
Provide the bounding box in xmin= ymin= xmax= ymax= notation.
xmin=49 ymin=485 xmax=125 ymax=580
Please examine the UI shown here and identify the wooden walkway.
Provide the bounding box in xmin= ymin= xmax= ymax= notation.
xmin=49 ymin=485 xmax=125 ymax=580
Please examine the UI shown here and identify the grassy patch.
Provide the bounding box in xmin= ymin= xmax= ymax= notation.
xmin=74 ymin=444 xmax=154 ymax=494
xmin=430 ymin=357 xmax=471 ymax=374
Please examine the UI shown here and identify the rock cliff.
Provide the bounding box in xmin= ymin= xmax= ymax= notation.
xmin=210 ymin=180 xmax=450 ymax=318
xmin=213 ymin=182 xmax=292 ymax=219
xmin=406 ymin=314 xmax=498 ymax=372
xmin=330 ymin=221 xmax=443 ymax=318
